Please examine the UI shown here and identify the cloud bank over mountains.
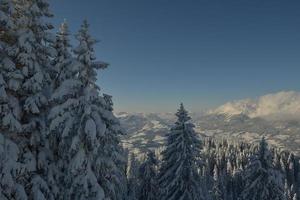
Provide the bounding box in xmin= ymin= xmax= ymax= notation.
xmin=211 ymin=91 xmax=300 ymax=121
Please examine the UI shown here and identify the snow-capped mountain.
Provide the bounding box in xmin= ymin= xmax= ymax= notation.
xmin=211 ymin=91 xmax=300 ymax=121
xmin=119 ymin=91 xmax=300 ymax=155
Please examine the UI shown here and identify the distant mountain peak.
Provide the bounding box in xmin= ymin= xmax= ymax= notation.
xmin=211 ymin=91 xmax=300 ymax=121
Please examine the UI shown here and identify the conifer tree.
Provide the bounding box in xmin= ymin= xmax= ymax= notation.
xmin=50 ymin=20 xmax=75 ymax=86
xmin=1 ymin=0 xmax=57 ymax=199
xmin=0 ymin=0 xmax=22 ymax=139
xmin=284 ymin=179 xmax=291 ymax=200
xmin=17 ymin=1 xmax=57 ymax=199
xmin=49 ymin=20 xmax=127 ymax=200
xmin=0 ymin=1 xmax=27 ymax=199
xmin=48 ymin=19 xmax=80 ymax=199
xmin=293 ymin=193 xmax=297 ymax=200
xmin=0 ymin=0 xmax=21 ymax=134
xmin=138 ymin=151 xmax=159 ymax=200
xmin=159 ymin=103 xmax=203 ymax=200
xmin=74 ymin=19 xmax=127 ymax=200
xmin=240 ymin=137 xmax=285 ymax=200
xmin=127 ymin=153 xmax=140 ymax=200
xmin=212 ymin=165 xmax=223 ymax=200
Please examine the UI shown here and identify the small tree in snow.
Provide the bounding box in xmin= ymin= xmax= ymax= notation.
xmin=127 ymin=153 xmax=140 ymax=200
xmin=138 ymin=150 xmax=159 ymax=200
xmin=212 ymin=165 xmax=223 ymax=200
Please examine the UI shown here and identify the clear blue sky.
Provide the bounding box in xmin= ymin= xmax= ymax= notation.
xmin=51 ymin=0 xmax=300 ymax=112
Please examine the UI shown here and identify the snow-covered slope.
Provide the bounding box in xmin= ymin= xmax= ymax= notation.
xmin=119 ymin=113 xmax=173 ymax=154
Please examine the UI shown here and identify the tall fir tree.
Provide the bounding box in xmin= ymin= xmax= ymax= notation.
xmin=48 ymin=19 xmax=81 ymax=199
xmin=240 ymin=137 xmax=285 ymax=200
xmin=159 ymin=103 xmax=203 ymax=200
xmin=0 ymin=0 xmax=22 ymax=133
xmin=16 ymin=1 xmax=57 ymax=199
xmin=1 ymin=0 xmax=57 ymax=199
xmin=138 ymin=150 xmax=159 ymax=200
xmin=49 ymin=20 xmax=127 ymax=200
xmin=73 ymin=19 xmax=127 ymax=200
xmin=0 ymin=1 xmax=28 ymax=199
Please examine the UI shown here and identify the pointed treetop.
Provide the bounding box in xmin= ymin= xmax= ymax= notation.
xmin=59 ymin=19 xmax=70 ymax=36
xmin=82 ymin=19 xmax=89 ymax=28
xmin=293 ymin=193 xmax=297 ymax=200
xmin=175 ymin=103 xmax=191 ymax=123
xmin=260 ymin=136 xmax=266 ymax=144
xmin=146 ymin=150 xmax=157 ymax=165
xmin=74 ymin=19 xmax=104 ymax=87
xmin=56 ymin=19 xmax=71 ymax=50
xmin=179 ymin=102 xmax=185 ymax=111
xmin=213 ymin=165 xmax=218 ymax=182
xmin=78 ymin=19 xmax=89 ymax=34
xmin=76 ymin=19 xmax=97 ymax=45
xmin=258 ymin=136 xmax=273 ymax=169
xmin=78 ymin=19 xmax=89 ymax=35
xmin=259 ymin=136 xmax=268 ymax=155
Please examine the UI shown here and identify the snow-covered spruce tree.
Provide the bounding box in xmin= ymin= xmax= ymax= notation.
xmin=73 ymin=20 xmax=127 ymax=200
xmin=0 ymin=0 xmax=22 ymax=140
xmin=293 ymin=193 xmax=297 ymax=200
xmin=159 ymin=103 xmax=203 ymax=200
xmin=49 ymin=20 xmax=127 ymax=200
xmin=16 ymin=0 xmax=58 ymax=199
xmin=0 ymin=0 xmax=21 ymax=136
xmin=1 ymin=0 xmax=57 ymax=199
xmin=48 ymin=19 xmax=80 ymax=199
xmin=212 ymin=165 xmax=223 ymax=200
xmin=138 ymin=151 xmax=159 ymax=200
xmin=240 ymin=137 xmax=285 ymax=200
xmin=50 ymin=20 xmax=75 ymax=86
xmin=127 ymin=153 xmax=140 ymax=200
xmin=0 ymin=134 xmax=27 ymax=200
xmin=284 ymin=179 xmax=292 ymax=200
xmin=0 ymin=1 xmax=27 ymax=199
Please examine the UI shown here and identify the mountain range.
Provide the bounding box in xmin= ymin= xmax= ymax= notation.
xmin=119 ymin=91 xmax=300 ymax=155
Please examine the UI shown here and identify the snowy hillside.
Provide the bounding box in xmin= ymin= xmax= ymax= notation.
xmin=119 ymin=112 xmax=172 ymax=154
xmin=120 ymin=91 xmax=300 ymax=155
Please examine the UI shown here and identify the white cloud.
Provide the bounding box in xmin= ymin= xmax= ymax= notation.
xmin=212 ymin=91 xmax=300 ymax=121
